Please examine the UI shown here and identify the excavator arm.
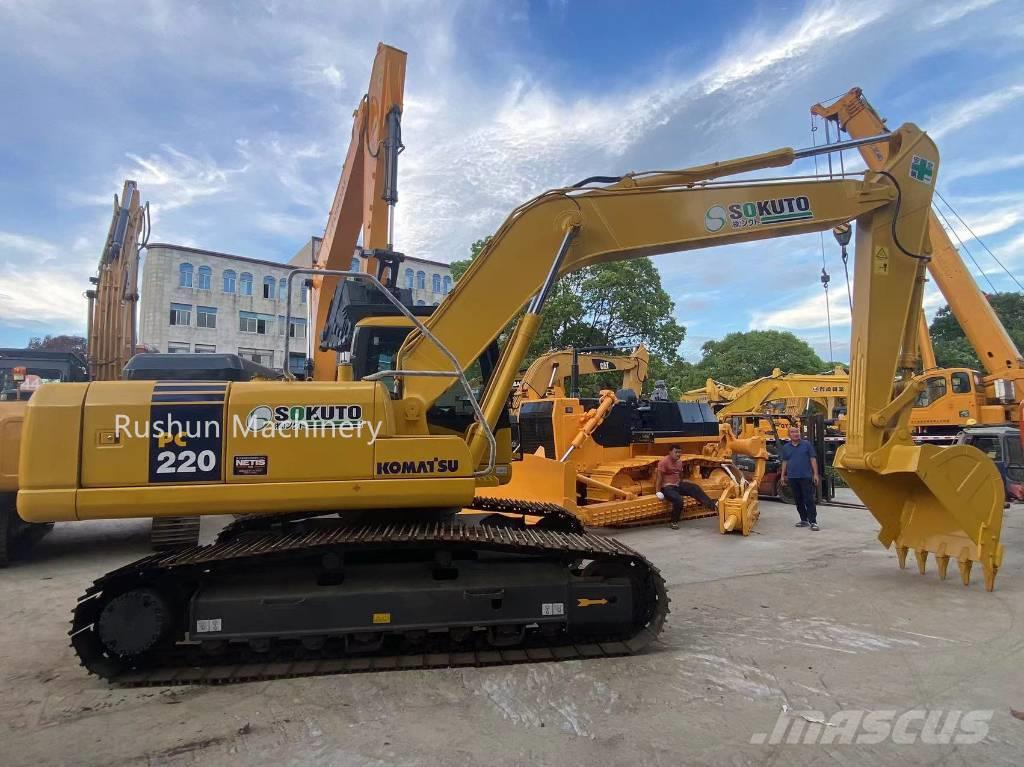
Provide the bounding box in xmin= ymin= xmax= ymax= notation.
xmin=515 ymin=345 xmax=649 ymax=405
xmin=396 ymin=122 xmax=1003 ymax=588
xmin=713 ymin=367 xmax=848 ymax=418
xmin=308 ymin=43 xmax=407 ymax=380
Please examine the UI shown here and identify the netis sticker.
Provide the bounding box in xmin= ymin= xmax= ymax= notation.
xmin=233 ymin=455 xmax=268 ymax=476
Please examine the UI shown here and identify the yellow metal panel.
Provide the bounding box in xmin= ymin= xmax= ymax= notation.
xmin=80 ymin=380 xmax=156 ymax=487
xmin=372 ymin=436 xmax=472 ymax=479
xmin=19 ymin=383 xmax=87 ymax=491
xmin=0 ymin=401 xmax=27 ymax=492
xmin=74 ymin=478 xmax=475 ymax=520
xmin=225 ymin=381 xmax=381 ymax=482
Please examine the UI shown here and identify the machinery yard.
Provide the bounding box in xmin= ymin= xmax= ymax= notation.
xmin=3 ymin=491 xmax=1022 ymax=766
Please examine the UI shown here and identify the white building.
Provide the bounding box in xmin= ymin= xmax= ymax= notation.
xmin=139 ymin=244 xmax=312 ymax=374
xmin=139 ymin=239 xmax=454 ymax=373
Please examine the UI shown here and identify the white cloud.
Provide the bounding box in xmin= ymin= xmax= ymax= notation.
xmin=927 ymin=0 xmax=1002 ymax=26
xmin=119 ymin=145 xmax=250 ymax=216
xmin=749 ymin=287 xmax=851 ymax=332
xmin=0 ymin=231 xmax=60 ymax=262
xmin=941 ymin=153 xmax=1024 ymax=184
xmin=931 ymin=85 xmax=1024 ymax=140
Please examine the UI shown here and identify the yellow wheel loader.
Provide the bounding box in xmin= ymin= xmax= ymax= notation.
xmin=16 ymin=45 xmax=1006 ymax=686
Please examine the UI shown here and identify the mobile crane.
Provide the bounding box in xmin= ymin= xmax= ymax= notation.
xmin=18 ymin=54 xmax=1005 ymax=684
xmin=812 ymin=88 xmax=1021 ymax=437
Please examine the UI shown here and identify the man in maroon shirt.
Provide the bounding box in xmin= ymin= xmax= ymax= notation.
xmin=655 ymin=445 xmax=718 ymax=529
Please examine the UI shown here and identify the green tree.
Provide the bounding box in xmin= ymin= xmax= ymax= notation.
xmin=451 ymin=237 xmax=686 ymax=381
xmin=930 ymin=292 xmax=1024 ymax=369
xmin=689 ymin=330 xmax=827 ymax=386
xmin=27 ymin=334 xmax=87 ymax=357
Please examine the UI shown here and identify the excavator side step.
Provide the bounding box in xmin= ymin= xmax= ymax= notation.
xmin=149 ymin=516 xmax=201 ymax=551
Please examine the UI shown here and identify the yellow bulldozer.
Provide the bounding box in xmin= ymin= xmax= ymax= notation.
xmin=16 ymin=44 xmax=1006 ymax=687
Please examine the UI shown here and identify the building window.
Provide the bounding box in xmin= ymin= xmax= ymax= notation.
xmin=240 ymin=272 xmax=253 ymax=295
xmin=223 ymin=269 xmax=236 ymax=294
xmin=263 ymin=276 xmax=275 ymax=299
xmin=278 ymin=315 xmax=285 ymax=336
xmin=195 ymin=344 xmax=216 ymax=353
xmin=239 ymin=311 xmax=271 ymax=335
xmin=167 ymin=341 xmax=190 ymax=353
xmin=238 ymin=347 xmax=274 ymax=366
xmin=179 ymin=263 xmax=193 ymax=288
xmin=197 ymin=265 xmax=212 ymax=290
xmin=405 ymin=268 xmax=414 ymax=289
xmin=197 ymin=305 xmax=217 ymax=329
xmin=415 ymin=299 xmax=426 ymax=306
xmin=169 ymin=302 xmax=191 ymax=326
xmin=443 ymin=275 xmax=452 ymax=294
xmin=289 ymin=318 xmax=307 ymax=339
xmin=432 ymin=274 xmax=441 ymax=293
xmin=278 ymin=278 xmax=287 ymax=301
xmin=416 ymin=270 xmax=425 ymax=290
xmin=288 ymin=353 xmax=307 ymax=375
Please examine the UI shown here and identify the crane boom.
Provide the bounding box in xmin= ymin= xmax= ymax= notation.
xmin=812 ymin=88 xmax=1024 ymax=388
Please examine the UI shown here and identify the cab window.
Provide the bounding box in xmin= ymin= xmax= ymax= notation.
xmin=951 ymin=372 xmax=971 ymax=394
xmin=971 ymin=436 xmax=1003 ymax=462
xmin=915 ymin=376 xmax=948 ymax=407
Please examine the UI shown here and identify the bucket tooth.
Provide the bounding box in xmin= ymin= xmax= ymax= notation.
xmin=936 ymin=555 xmax=950 ymax=580
xmin=722 ymin=514 xmax=737 ymax=533
xmin=896 ymin=546 xmax=909 ymax=570
xmin=914 ymin=549 xmax=929 ymax=575
xmin=983 ymin=563 xmax=997 ymax=593
xmin=959 ymin=558 xmax=973 ymax=587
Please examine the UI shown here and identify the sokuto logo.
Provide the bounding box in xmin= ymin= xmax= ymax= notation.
xmin=705 ymin=205 xmax=728 ymax=232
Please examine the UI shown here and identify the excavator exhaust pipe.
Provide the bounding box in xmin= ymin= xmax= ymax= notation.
xmin=835 ymin=443 xmax=1004 ymax=590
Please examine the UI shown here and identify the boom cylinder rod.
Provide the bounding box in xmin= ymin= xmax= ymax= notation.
xmin=793 ymin=132 xmax=891 ymax=161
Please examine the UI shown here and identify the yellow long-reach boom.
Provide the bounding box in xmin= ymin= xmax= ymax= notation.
xmin=17 ymin=74 xmax=1005 ymax=684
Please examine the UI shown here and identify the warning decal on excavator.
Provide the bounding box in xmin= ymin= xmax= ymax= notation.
xmin=577 ymin=598 xmax=610 ymax=607
xmin=909 ymin=155 xmax=935 ymax=184
xmin=873 ymin=246 xmax=890 ymax=275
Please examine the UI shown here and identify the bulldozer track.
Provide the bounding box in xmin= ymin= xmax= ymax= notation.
xmin=71 ymin=500 xmax=668 ymax=686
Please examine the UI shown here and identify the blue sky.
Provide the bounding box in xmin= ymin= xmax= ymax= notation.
xmin=0 ymin=0 xmax=1021 ymax=362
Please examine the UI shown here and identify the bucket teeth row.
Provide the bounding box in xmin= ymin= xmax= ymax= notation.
xmin=894 ymin=545 xmax=997 ymax=591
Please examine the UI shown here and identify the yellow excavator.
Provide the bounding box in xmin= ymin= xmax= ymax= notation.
xmin=813 ymin=87 xmax=1022 ymax=440
xmin=513 ymin=345 xmax=649 ymax=410
xmin=18 ymin=46 xmax=1005 ymax=685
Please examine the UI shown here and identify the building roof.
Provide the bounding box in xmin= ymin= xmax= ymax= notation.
xmin=289 ymin=235 xmax=452 ymax=270
xmin=150 ymin=240 xmax=454 ymax=272
xmin=146 ymin=243 xmax=297 ymax=271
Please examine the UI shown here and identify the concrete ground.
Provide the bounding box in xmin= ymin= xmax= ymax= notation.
xmin=1 ymin=490 xmax=1022 ymax=766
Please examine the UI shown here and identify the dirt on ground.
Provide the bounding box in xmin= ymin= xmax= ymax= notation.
xmin=1 ymin=491 xmax=1022 ymax=766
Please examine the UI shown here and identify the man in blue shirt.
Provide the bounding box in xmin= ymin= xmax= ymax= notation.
xmin=780 ymin=426 xmax=820 ymax=530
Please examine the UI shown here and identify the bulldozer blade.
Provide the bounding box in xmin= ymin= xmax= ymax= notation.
xmin=835 ymin=443 xmax=1004 ymax=591
xmin=475 ymin=452 xmax=577 ymax=511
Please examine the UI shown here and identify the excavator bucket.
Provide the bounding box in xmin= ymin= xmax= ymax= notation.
xmin=836 ymin=443 xmax=1004 ymax=590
